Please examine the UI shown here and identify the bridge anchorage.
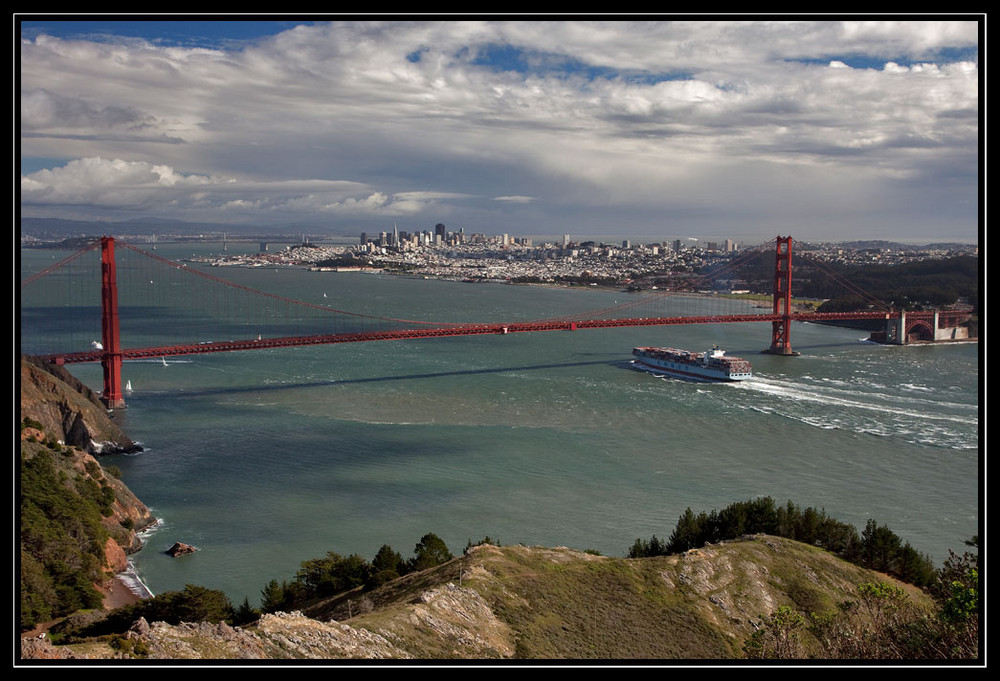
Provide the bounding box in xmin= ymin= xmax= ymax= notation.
xmin=32 ymin=233 xmax=969 ymax=410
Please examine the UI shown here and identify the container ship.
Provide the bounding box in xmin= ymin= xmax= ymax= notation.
xmin=631 ymin=345 xmax=753 ymax=382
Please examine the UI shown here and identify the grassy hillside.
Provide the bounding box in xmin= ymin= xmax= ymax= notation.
xmin=26 ymin=535 xmax=981 ymax=661
xmin=334 ymin=538 xmax=929 ymax=659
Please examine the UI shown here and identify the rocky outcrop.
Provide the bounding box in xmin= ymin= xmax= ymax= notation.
xmin=165 ymin=543 xmax=198 ymax=557
xmin=20 ymin=635 xmax=88 ymax=660
xmin=20 ymin=356 xmax=141 ymax=455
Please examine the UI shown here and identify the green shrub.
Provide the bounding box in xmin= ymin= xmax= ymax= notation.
xmin=20 ymin=450 xmax=110 ymax=630
xmin=78 ymin=585 xmax=236 ymax=637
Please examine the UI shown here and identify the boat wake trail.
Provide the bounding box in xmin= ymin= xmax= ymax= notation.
xmin=732 ymin=375 xmax=977 ymax=451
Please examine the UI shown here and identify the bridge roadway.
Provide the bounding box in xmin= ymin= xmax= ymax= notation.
xmin=42 ymin=311 xmax=892 ymax=365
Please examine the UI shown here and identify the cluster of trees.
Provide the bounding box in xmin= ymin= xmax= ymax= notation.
xmin=258 ymin=533 xmax=454 ymax=614
xmin=717 ymin=250 xmax=977 ymax=313
xmin=67 ymin=584 xmax=239 ymax=642
xmin=54 ymin=533 xmax=459 ymax=642
xmin=822 ymin=255 xmax=978 ymax=311
xmin=20 ymin=425 xmax=123 ymax=630
xmin=552 ymin=273 xmax=620 ymax=287
xmin=628 ymin=498 xmax=937 ymax=587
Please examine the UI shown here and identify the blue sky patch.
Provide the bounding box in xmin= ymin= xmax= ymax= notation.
xmin=469 ymin=43 xmax=691 ymax=83
xmin=18 ymin=19 xmax=312 ymax=49
xmin=788 ymin=45 xmax=978 ymax=70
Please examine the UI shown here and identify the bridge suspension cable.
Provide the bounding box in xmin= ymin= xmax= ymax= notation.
xmin=20 ymin=235 xmax=923 ymax=409
xmin=114 ymin=241 xmax=471 ymax=328
xmin=20 ymin=240 xmax=101 ymax=287
xmin=536 ymin=238 xmax=775 ymax=323
xmin=794 ymin=247 xmax=893 ymax=311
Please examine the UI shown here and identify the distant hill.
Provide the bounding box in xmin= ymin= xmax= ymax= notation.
xmin=19 ymin=216 xmax=353 ymax=241
xmin=21 ymin=217 xmax=253 ymax=239
xmin=814 ymin=240 xmax=977 ymax=252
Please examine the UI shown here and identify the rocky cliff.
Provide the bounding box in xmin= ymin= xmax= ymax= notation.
xmin=20 ymin=357 xmax=156 ymax=625
xmin=20 ymin=356 xmax=141 ymax=455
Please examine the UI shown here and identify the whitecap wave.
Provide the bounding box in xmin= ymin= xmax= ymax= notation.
xmin=741 ymin=377 xmax=977 ymax=425
xmin=118 ymin=560 xmax=155 ymax=599
xmin=734 ymin=376 xmax=977 ymax=450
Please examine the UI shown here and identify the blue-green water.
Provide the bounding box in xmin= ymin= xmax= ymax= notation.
xmin=20 ymin=245 xmax=980 ymax=606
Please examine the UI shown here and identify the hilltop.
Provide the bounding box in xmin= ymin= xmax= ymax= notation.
xmin=23 ymin=537 xmax=939 ymax=661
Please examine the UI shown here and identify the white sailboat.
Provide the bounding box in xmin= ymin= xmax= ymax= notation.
xmin=125 ymin=380 xmax=133 ymax=393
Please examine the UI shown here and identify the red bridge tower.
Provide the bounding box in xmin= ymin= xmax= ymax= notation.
xmin=100 ymin=236 xmax=126 ymax=408
xmin=764 ymin=235 xmax=800 ymax=356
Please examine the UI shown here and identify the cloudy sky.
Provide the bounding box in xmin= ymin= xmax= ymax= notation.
xmin=19 ymin=18 xmax=980 ymax=242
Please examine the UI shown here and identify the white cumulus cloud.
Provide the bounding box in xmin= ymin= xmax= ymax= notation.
xmin=19 ymin=19 xmax=980 ymax=240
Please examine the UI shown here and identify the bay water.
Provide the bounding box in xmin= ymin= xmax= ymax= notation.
xmin=20 ymin=244 xmax=980 ymax=606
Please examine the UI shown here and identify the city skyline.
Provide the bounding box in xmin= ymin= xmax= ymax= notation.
xmin=19 ymin=17 xmax=980 ymax=243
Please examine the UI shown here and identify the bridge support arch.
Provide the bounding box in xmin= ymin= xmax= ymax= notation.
xmin=100 ymin=236 xmax=126 ymax=409
xmin=764 ymin=235 xmax=800 ymax=356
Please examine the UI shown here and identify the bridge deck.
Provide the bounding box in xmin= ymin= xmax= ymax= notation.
xmin=42 ymin=311 xmax=893 ymax=364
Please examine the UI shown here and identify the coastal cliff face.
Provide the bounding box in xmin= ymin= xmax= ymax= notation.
xmin=20 ymin=356 xmax=141 ymax=455
xmin=20 ymin=357 xmax=156 ymax=628
xmin=20 ymin=538 xmax=934 ymax=660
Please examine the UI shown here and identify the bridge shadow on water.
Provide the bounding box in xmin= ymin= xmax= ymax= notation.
xmin=151 ymin=358 xmax=627 ymax=400
xmin=140 ymin=339 xmax=875 ymax=402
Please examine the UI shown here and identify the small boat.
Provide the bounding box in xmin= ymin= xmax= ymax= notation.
xmin=162 ymin=357 xmax=168 ymax=366
xmin=124 ymin=380 xmax=133 ymax=393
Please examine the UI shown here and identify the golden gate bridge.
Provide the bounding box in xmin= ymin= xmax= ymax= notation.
xmin=21 ymin=235 xmax=965 ymax=409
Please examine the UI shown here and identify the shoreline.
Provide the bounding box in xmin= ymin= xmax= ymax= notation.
xmin=103 ymin=558 xmax=156 ymax=610
xmin=20 ymin=567 xmax=152 ymax=639
xmin=102 ymin=575 xmax=145 ymax=609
